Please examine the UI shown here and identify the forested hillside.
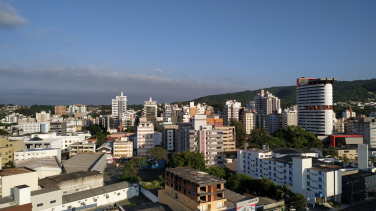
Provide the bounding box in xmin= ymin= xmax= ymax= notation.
xmin=182 ymin=79 xmax=376 ymax=110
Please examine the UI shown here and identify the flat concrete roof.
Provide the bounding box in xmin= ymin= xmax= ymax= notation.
xmin=15 ymin=157 xmax=61 ymax=169
xmin=224 ymin=189 xmax=248 ymax=203
xmin=62 ymin=182 xmax=131 ymax=203
xmin=224 ymin=162 xmax=237 ymax=172
xmin=38 ymin=171 xmax=102 ymax=188
xmin=167 ymin=167 xmax=225 ymax=186
xmin=31 ymin=187 xmax=61 ymax=196
xmin=0 ymin=167 xmax=33 ymax=176
xmin=0 ymin=196 xmax=14 ymax=205
xmin=63 ymin=153 xmax=105 ymax=173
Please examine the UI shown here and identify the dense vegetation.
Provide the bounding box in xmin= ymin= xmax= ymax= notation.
xmin=249 ymin=125 xmax=323 ymax=149
xmin=178 ymin=79 xmax=376 ymax=110
xmin=13 ymin=105 xmax=55 ymax=117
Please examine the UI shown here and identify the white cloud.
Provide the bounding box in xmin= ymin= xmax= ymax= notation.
xmin=155 ymin=68 xmax=164 ymax=75
xmin=0 ymin=1 xmax=29 ymax=29
xmin=62 ymin=36 xmax=70 ymax=43
xmin=0 ymin=62 xmax=245 ymax=104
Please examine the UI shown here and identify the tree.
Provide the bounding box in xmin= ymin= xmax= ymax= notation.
xmin=259 ymin=178 xmax=277 ymax=197
xmin=250 ymin=127 xmax=269 ymax=148
xmin=146 ymin=146 xmax=168 ymax=174
xmin=265 ymin=137 xmax=286 ymax=149
xmin=226 ymin=173 xmax=254 ymax=194
xmin=323 ymin=149 xmax=338 ymax=158
xmin=167 ymin=151 xmax=206 ymax=171
xmin=123 ymin=156 xmax=147 ymax=178
xmin=0 ymin=129 xmax=9 ymax=135
xmin=285 ymin=192 xmax=306 ymax=211
xmin=274 ymin=126 xmax=323 ymax=149
xmin=96 ymin=132 xmax=105 ymax=148
xmin=61 ymin=114 xmax=70 ymax=119
xmin=206 ymin=166 xmax=226 ymax=178
xmin=230 ymin=118 xmax=246 ymax=148
xmin=89 ymin=125 xmax=102 ymax=137
xmin=276 ymin=184 xmax=290 ymax=200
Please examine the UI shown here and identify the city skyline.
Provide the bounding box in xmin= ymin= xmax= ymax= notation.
xmin=1 ymin=0 xmax=375 ymax=105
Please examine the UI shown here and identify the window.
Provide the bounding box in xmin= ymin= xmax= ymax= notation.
xmin=94 ymin=198 xmax=97 ymax=202
xmin=37 ymin=203 xmax=43 ymax=207
xmin=117 ymin=193 xmax=120 ymax=196
xmin=106 ymin=195 xmax=109 ymax=199
xmin=68 ymin=206 xmax=72 ymax=209
xmin=81 ymin=202 xmax=85 ymax=206
xmin=50 ymin=200 xmax=56 ymax=204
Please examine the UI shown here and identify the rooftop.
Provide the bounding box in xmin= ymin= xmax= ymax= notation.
xmin=63 ymin=153 xmax=105 ymax=173
xmin=272 ymin=147 xmax=314 ymax=154
xmin=166 ymin=167 xmax=225 ymax=186
xmin=0 ymin=196 xmax=14 ymax=205
xmin=243 ymin=193 xmax=277 ymax=205
xmin=70 ymin=142 xmax=96 ymax=146
xmin=246 ymin=148 xmax=272 ymax=153
xmin=224 ymin=189 xmax=248 ymax=203
xmin=31 ymin=187 xmax=61 ymax=196
xmin=62 ymin=182 xmax=131 ymax=203
xmin=39 ymin=171 xmax=102 ymax=188
xmin=0 ymin=167 xmax=33 ymax=176
xmin=15 ymin=157 xmax=61 ymax=169
xmin=342 ymin=171 xmax=376 ymax=182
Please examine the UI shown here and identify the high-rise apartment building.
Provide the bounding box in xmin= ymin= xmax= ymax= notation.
xmin=223 ymin=100 xmax=241 ymax=126
xmin=297 ymin=78 xmax=338 ymax=136
xmin=255 ymin=90 xmax=281 ymax=115
xmin=162 ymin=125 xmax=179 ymax=152
xmin=49 ymin=121 xmax=67 ymax=136
xmin=241 ymin=111 xmax=257 ymax=134
xmin=356 ymin=117 xmax=376 ymax=147
xmin=35 ymin=111 xmax=51 ymax=122
xmin=142 ymin=97 xmax=157 ymax=123
xmin=54 ymin=105 xmax=66 ymax=117
xmin=112 ymin=92 xmax=127 ymax=129
xmin=284 ymin=110 xmax=298 ymax=127
xmin=342 ymin=109 xmax=356 ymax=119
xmin=187 ymin=115 xmax=224 ymax=166
xmin=215 ymin=126 xmax=236 ymax=152
xmin=164 ymin=103 xmax=172 ymax=118
xmin=66 ymin=104 xmax=87 ymax=116
xmin=137 ymin=119 xmax=154 ymax=156
xmin=246 ymin=101 xmax=256 ymax=110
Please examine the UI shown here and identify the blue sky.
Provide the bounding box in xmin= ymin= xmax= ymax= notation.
xmin=0 ymin=0 xmax=375 ymax=105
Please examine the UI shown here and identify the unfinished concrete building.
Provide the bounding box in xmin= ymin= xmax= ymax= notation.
xmin=160 ymin=167 xmax=227 ymax=211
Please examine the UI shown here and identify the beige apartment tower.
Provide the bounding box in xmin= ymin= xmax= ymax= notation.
xmin=137 ymin=118 xmax=154 ymax=156
xmin=215 ymin=126 xmax=236 ymax=152
xmin=54 ymin=105 xmax=66 ymax=117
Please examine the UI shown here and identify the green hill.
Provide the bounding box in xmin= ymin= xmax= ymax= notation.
xmin=179 ymin=79 xmax=376 ymax=110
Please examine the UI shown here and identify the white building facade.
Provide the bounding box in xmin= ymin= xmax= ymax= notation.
xmin=237 ymin=149 xmax=342 ymax=203
xmin=18 ymin=122 xmax=41 ymax=135
xmin=137 ymin=120 xmax=154 ymax=156
xmin=297 ymin=78 xmax=338 ymax=136
xmin=112 ymin=92 xmax=128 ymax=129
xmin=223 ymin=100 xmax=241 ymax=126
